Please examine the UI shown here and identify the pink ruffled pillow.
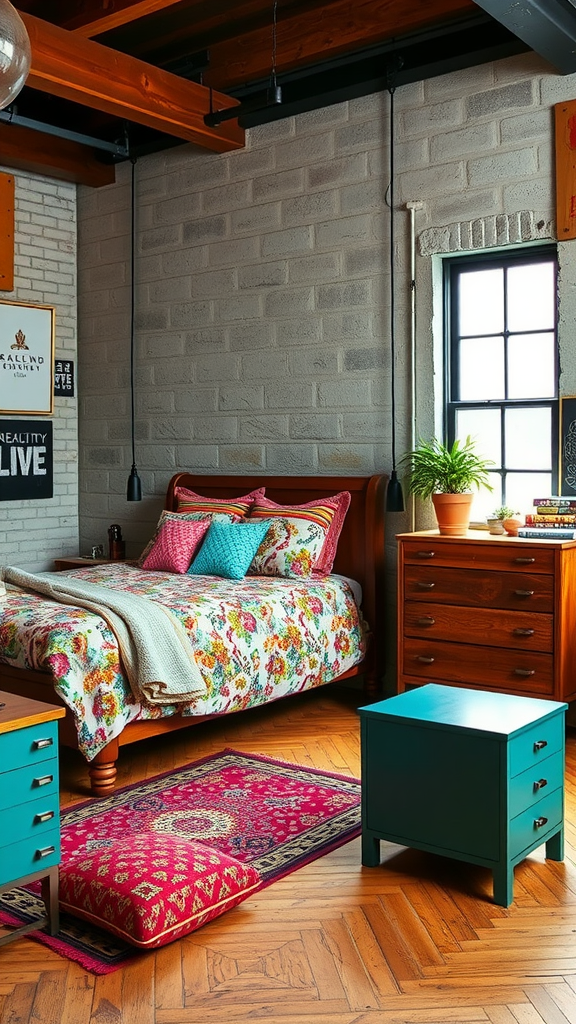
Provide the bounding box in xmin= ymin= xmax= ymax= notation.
xmin=250 ymin=491 xmax=351 ymax=574
xmin=141 ymin=517 xmax=210 ymax=573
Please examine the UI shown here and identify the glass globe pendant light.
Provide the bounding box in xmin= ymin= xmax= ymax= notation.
xmin=0 ymin=0 xmax=31 ymax=110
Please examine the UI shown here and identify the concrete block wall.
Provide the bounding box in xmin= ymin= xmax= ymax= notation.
xmin=0 ymin=169 xmax=77 ymax=571
xmin=76 ymin=52 xmax=576 ymax=685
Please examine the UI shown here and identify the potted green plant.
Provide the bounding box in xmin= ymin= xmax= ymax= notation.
xmin=487 ymin=505 xmax=516 ymax=536
xmin=400 ymin=435 xmax=493 ymax=536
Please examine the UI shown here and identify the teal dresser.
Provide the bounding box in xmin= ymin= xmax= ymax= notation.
xmin=359 ymin=683 xmax=567 ymax=906
xmin=0 ymin=689 xmax=65 ymax=945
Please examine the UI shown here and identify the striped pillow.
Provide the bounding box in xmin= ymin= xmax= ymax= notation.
xmin=175 ymin=486 xmax=265 ymax=519
xmin=250 ymin=492 xmax=351 ymax=575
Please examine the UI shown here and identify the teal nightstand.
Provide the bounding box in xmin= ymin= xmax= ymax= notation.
xmin=0 ymin=690 xmax=65 ymax=946
xmin=359 ymin=684 xmax=567 ymax=906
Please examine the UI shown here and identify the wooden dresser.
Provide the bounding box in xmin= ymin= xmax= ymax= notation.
xmin=397 ymin=531 xmax=576 ymax=702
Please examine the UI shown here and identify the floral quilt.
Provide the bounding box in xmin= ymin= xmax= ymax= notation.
xmin=0 ymin=563 xmax=367 ymax=760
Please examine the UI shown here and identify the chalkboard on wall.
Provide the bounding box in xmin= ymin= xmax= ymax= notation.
xmin=559 ymin=396 xmax=576 ymax=496
xmin=0 ymin=419 xmax=53 ymax=500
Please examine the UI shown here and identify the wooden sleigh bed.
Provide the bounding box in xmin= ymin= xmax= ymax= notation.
xmin=0 ymin=473 xmax=386 ymax=797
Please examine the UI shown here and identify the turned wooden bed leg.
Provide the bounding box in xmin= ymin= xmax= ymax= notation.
xmin=89 ymin=739 xmax=119 ymax=797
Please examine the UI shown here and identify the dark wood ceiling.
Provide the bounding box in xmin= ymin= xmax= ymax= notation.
xmin=0 ymin=0 xmax=540 ymax=185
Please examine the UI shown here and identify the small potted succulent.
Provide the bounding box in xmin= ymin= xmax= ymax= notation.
xmin=487 ymin=505 xmax=516 ymax=536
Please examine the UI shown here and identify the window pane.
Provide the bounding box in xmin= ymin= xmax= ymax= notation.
xmin=455 ymin=408 xmax=501 ymax=467
xmin=505 ymin=407 xmax=551 ymax=469
xmin=505 ymin=472 xmax=552 ymax=515
xmin=459 ymin=269 xmax=504 ymax=336
xmin=507 ymin=262 xmax=555 ymax=332
xmin=459 ymin=336 xmax=504 ymax=400
xmin=508 ymin=333 xmax=555 ymax=399
xmin=473 ymin=483 xmax=501 ymax=524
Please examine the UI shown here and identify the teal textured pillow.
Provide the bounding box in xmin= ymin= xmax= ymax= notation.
xmin=187 ymin=519 xmax=271 ymax=580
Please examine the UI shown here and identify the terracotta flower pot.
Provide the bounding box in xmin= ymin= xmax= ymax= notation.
xmin=431 ymin=492 xmax=474 ymax=536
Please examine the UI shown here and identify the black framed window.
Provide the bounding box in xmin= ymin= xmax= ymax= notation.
xmin=445 ymin=245 xmax=559 ymax=521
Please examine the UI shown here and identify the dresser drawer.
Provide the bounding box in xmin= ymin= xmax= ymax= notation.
xmin=0 ymin=797 xmax=60 ymax=846
xmin=402 ymin=638 xmax=554 ymax=695
xmin=509 ymin=788 xmax=563 ymax=860
xmin=0 ymin=721 xmax=58 ymax=772
xmin=509 ymin=714 xmax=564 ymax=776
xmin=404 ymin=566 xmax=554 ymax=613
xmin=0 ymin=828 xmax=60 ymax=888
xmin=402 ymin=540 xmax=556 ymax=574
xmin=403 ymin=602 xmax=553 ymax=652
xmin=0 ymin=758 xmax=59 ymax=812
xmin=509 ymin=751 xmax=564 ymax=818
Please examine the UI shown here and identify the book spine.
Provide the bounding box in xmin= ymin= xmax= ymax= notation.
xmin=517 ymin=527 xmax=576 ymax=539
xmin=533 ymin=506 xmax=576 ymax=515
xmin=532 ymin=497 xmax=576 ymax=508
xmin=525 ymin=514 xmax=576 ymax=525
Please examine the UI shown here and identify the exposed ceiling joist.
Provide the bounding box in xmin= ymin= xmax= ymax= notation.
xmin=54 ymin=0 xmax=185 ymax=38
xmin=19 ymin=11 xmax=244 ymax=153
xmin=0 ymin=122 xmax=115 ymax=187
xmin=473 ymin=0 xmax=576 ymax=75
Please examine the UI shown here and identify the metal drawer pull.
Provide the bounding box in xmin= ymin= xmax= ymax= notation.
xmin=415 ymin=656 xmax=435 ymax=664
xmin=416 ymin=582 xmax=435 ymax=589
xmin=513 ymin=628 xmax=535 ymax=637
xmin=36 ymin=845 xmax=56 ymax=859
xmin=416 ymin=551 xmax=436 ymax=559
xmin=534 ymin=817 xmax=548 ymax=829
xmin=34 ymin=810 xmax=55 ymax=824
xmin=514 ymin=557 xmax=536 ymax=564
xmin=417 ymin=616 xmax=436 ymax=626
xmin=514 ymin=668 xmax=535 ymax=677
xmin=514 ymin=589 xmax=535 ymax=597
xmin=534 ymin=740 xmax=548 ymax=751
xmin=533 ymin=778 xmax=548 ymax=791
xmin=33 ymin=737 xmax=53 ymax=750
xmin=32 ymin=774 xmax=53 ymax=787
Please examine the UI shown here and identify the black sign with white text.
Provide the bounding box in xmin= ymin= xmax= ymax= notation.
xmin=54 ymin=359 xmax=74 ymax=397
xmin=0 ymin=419 xmax=53 ymax=500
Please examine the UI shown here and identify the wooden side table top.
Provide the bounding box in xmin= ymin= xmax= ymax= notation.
xmin=53 ymin=556 xmax=126 ymax=570
xmin=0 ymin=689 xmax=66 ymax=735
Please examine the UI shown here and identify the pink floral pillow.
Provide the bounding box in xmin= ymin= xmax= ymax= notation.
xmin=59 ymin=832 xmax=261 ymax=949
xmin=141 ymin=517 xmax=210 ymax=573
xmin=250 ymin=491 xmax=351 ymax=575
xmin=248 ymin=516 xmax=328 ymax=578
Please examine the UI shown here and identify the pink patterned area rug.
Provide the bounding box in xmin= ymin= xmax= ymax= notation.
xmin=0 ymin=749 xmax=361 ymax=973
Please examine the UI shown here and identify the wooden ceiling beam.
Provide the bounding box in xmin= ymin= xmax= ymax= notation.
xmin=20 ymin=11 xmax=244 ymax=152
xmin=0 ymin=122 xmax=116 ymax=187
xmin=202 ymin=0 xmax=476 ymax=91
xmin=55 ymin=1 xmax=185 ymax=38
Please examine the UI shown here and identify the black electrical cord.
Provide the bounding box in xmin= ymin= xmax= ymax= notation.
xmin=127 ymin=156 xmax=142 ymax=501
xmin=385 ymin=62 xmax=405 ymax=513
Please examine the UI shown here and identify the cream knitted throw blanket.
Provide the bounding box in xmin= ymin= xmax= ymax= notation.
xmin=3 ymin=567 xmax=208 ymax=706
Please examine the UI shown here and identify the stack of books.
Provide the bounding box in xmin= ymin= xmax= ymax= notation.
xmin=517 ymin=497 xmax=576 ymax=539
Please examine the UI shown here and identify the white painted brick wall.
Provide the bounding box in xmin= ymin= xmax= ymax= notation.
xmin=0 ymin=168 xmax=78 ymax=572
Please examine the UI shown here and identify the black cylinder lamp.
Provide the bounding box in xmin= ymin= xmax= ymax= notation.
xmin=385 ymin=61 xmax=405 ymax=514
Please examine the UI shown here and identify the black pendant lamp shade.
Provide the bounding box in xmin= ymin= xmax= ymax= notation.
xmin=385 ymin=63 xmax=405 ymax=514
xmin=127 ymin=157 xmax=142 ymax=502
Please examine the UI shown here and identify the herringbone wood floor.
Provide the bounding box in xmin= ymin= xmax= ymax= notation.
xmin=1 ymin=685 xmax=576 ymax=1024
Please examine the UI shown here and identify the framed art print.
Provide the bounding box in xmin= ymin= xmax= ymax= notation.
xmin=0 ymin=299 xmax=55 ymax=415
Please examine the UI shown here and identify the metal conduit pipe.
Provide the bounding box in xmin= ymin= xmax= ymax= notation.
xmin=405 ymin=200 xmax=425 ymax=533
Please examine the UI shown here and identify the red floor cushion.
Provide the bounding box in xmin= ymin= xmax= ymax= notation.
xmin=59 ymin=832 xmax=261 ymax=949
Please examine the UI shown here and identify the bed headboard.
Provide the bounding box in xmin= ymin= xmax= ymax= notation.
xmin=166 ymin=473 xmax=387 ymax=685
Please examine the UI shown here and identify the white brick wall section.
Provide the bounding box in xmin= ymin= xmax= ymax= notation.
xmin=0 ymin=168 xmax=78 ymax=572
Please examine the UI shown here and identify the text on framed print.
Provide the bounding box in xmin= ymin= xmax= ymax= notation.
xmin=0 ymin=420 xmax=53 ymax=500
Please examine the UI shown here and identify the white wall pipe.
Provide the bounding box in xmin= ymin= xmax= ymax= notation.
xmin=405 ymin=200 xmax=425 ymax=532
